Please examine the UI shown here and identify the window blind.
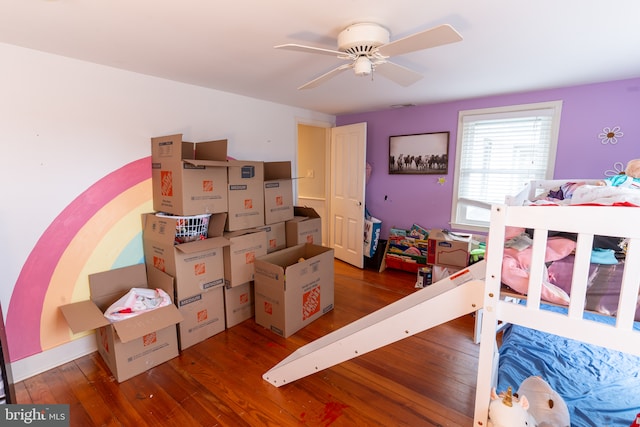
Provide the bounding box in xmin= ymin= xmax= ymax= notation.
xmin=458 ymin=108 xmax=556 ymax=206
xmin=451 ymin=101 xmax=561 ymax=230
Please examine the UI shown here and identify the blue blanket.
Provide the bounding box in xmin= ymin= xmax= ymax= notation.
xmin=497 ymin=306 xmax=640 ymax=427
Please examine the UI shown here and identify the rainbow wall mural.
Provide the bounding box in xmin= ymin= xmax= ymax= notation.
xmin=7 ymin=157 xmax=153 ymax=362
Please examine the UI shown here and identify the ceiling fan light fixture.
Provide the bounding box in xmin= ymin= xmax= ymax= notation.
xmin=354 ymin=56 xmax=372 ymax=76
xmin=276 ymin=22 xmax=462 ymax=89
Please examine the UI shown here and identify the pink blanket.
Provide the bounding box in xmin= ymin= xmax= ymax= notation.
xmin=501 ymin=229 xmax=576 ymax=305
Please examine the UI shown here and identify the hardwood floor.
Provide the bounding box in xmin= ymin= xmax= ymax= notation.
xmin=15 ymin=260 xmax=480 ymax=426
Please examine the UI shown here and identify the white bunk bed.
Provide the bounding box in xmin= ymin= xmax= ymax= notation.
xmin=474 ymin=201 xmax=640 ymax=426
xmin=264 ymin=179 xmax=640 ymax=426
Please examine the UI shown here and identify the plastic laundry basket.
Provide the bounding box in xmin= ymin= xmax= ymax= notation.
xmin=156 ymin=213 xmax=212 ymax=244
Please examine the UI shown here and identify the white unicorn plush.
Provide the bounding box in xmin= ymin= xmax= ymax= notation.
xmin=516 ymin=376 xmax=570 ymax=427
xmin=489 ymin=377 xmax=571 ymax=427
xmin=488 ymin=386 xmax=537 ymax=427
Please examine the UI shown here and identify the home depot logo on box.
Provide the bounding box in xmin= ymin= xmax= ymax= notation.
xmin=275 ymin=196 xmax=283 ymax=206
xmin=245 ymin=251 xmax=255 ymax=264
xmin=202 ymin=180 xmax=213 ymax=192
xmin=264 ymin=301 xmax=273 ymax=315
xmin=142 ymin=332 xmax=158 ymax=347
xmin=244 ymin=199 xmax=253 ymax=209
xmin=239 ymin=292 xmax=249 ymax=305
xmin=302 ymin=286 xmax=321 ymax=320
xmin=197 ymin=309 xmax=208 ymax=323
xmin=306 ymin=235 xmax=314 ymax=244
xmin=161 ymin=171 xmax=173 ymax=196
xmin=153 ymin=256 xmax=166 ymax=272
xmin=194 ymin=262 xmax=206 ymax=276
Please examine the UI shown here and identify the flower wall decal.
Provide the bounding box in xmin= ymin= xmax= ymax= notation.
xmin=605 ymin=161 xmax=625 ymax=177
xmin=599 ymin=126 xmax=623 ymax=144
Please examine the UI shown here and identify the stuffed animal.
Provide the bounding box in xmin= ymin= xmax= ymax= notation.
xmin=625 ymin=159 xmax=640 ymax=178
xmin=488 ymin=386 xmax=537 ymax=427
xmin=516 ymin=376 xmax=569 ymax=427
xmin=598 ymin=159 xmax=640 ymax=188
xmin=489 ymin=377 xmax=570 ymax=427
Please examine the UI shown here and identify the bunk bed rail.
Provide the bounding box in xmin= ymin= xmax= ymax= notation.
xmin=473 ymin=204 xmax=640 ymax=426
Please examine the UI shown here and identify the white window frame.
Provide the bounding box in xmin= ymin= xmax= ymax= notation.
xmin=451 ymin=101 xmax=562 ymax=232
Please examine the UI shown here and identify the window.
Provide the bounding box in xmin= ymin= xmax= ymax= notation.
xmin=451 ymin=101 xmax=562 ymax=231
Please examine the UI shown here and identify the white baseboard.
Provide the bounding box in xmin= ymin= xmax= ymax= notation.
xmin=10 ymin=334 xmax=97 ymax=383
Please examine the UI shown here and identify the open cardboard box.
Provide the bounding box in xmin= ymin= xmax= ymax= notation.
xmin=151 ymin=134 xmax=229 ymax=216
xmin=254 ymin=244 xmax=334 ymax=338
xmin=142 ymin=212 xmax=229 ymax=299
xmin=59 ymin=264 xmax=183 ymax=382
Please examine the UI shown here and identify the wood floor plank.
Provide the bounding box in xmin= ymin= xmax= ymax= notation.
xmin=58 ymin=359 xmax=117 ymax=427
xmin=13 ymin=260 xmax=481 ymax=426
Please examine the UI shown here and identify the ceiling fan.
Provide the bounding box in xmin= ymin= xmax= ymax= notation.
xmin=274 ymin=22 xmax=463 ymax=90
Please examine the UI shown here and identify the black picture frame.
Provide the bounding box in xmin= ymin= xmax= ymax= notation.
xmin=389 ymin=132 xmax=449 ymax=175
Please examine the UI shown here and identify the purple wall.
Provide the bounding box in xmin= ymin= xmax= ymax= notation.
xmin=337 ymin=78 xmax=640 ymax=239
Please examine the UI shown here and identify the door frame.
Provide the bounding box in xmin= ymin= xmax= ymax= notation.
xmin=295 ymin=118 xmax=333 ymax=247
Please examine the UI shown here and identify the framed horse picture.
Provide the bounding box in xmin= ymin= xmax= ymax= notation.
xmin=389 ymin=132 xmax=449 ymax=175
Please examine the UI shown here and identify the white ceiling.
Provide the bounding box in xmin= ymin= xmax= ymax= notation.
xmin=2 ymin=1 xmax=640 ymax=116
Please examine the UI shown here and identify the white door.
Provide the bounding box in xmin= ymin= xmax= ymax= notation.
xmin=329 ymin=122 xmax=367 ymax=268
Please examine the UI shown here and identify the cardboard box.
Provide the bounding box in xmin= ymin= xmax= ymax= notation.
xmin=176 ymin=286 xmax=225 ymax=350
xmin=224 ymin=282 xmax=255 ymax=328
xmin=285 ymin=206 xmax=322 ymax=247
xmin=151 ymin=134 xmax=229 ymax=216
xmin=223 ymin=229 xmax=267 ymax=288
xmin=226 ymin=160 xmax=265 ymax=231
xmin=254 ymin=244 xmax=334 ymax=338
xmin=263 ymin=161 xmax=294 ymax=225
xmin=59 ymin=264 xmax=182 ymax=383
xmin=427 ymin=229 xmax=472 ymax=268
xmin=254 ymin=222 xmax=286 ymax=253
xmin=142 ymin=212 xmax=229 ymax=299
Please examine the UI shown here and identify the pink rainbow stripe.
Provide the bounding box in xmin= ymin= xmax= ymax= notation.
xmin=7 ymin=157 xmax=151 ymax=361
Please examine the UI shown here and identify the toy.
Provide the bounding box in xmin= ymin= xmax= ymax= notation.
xmin=599 ymin=159 xmax=640 ymax=189
xmin=488 ymin=386 xmax=537 ymax=427
xmin=517 ymin=376 xmax=570 ymax=427
xmin=625 ymin=159 xmax=640 ymax=178
xmin=489 ymin=376 xmax=570 ymax=427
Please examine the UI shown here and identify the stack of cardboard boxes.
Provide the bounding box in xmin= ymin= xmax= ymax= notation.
xmin=59 ymin=133 xmax=336 ymax=383
xmin=145 ymin=134 xmax=335 ymax=346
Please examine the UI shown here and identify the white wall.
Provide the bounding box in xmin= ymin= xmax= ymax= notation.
xmin=0 ymin=42 xmax=334 ymax=380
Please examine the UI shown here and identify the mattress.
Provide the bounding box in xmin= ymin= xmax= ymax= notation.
xmin=497 ymin=305 xmax=640 ymax=427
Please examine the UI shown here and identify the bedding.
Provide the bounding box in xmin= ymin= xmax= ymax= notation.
xmin=526 ymin=182 xmax=640 ymax=206
xmin=497 ymin=305 xmax=640 ymax=427
xmin=499 ymin=182 xmax=638 ymax=319
xmin=500 ymin=228 xmax=639 ymax=320
xmin=474 ymin=201 xmax=640 ymax=426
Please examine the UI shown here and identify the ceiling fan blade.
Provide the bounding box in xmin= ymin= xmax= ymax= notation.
xmin=374 ymin=61 xmax=423 ymax=87
xmin=377 ymin=24 xmax=462 ymax=57
xmin=274 ymin=43 xmax=345 ymax=57
xmin=298 ymin=63 xmax=352 ymax=90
